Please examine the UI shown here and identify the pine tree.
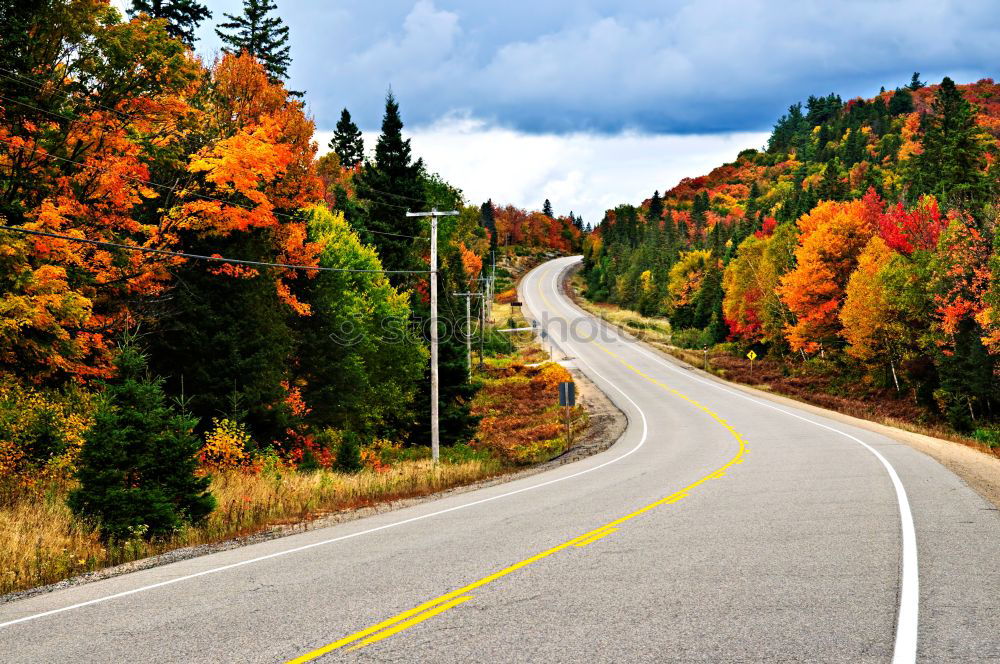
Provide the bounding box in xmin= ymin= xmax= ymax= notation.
xmin=908 ymin=77 xmax=993 ymax=214
xmin=68 ymin=343 xmax=215 ymax=541
xmin=215 ymin=0 xmax=292 ymax=85
xmin=329 ymin=108 xmax=364 ymax=168
xmin=542 ymin=199 xmax=554 ymax=218
xmin=647 ymin=190 xmax=663 ymax=222
xmin=148 ymin=230 xmax=296 ymax=444
xmin=481 ymin=199 xmax=497 ymax=255
xmin=908 ymin=72 xmax=925 ymax=90
xmin=130 ymin=0 xmax=211 ymax=46
xmin=888 ymin=87 xmax=914 ymax=115
xmin=355 ymin=92 xmax=425 ymax=276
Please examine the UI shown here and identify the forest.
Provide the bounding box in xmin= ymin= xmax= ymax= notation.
xmin=0 ymin=0 xmax=582 ymax=591
xmin=582 ymin=73 xmax=999 ymax=441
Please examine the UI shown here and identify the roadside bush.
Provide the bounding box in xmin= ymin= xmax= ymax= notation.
xmin=0 ymin=377 xmax=94 ymax=499
xmin=973 ymin=427 xmax=1000 ymax=448
xmin=334 ymin=431 xmax=363 ymax=474
xmin=198 ymin=418 xmax=252 ymax=472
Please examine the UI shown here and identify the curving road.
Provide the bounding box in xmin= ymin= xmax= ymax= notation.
xmin=2 ymin=256 xmax=999 ymax=662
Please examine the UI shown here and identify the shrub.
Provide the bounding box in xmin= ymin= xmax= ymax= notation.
xmin=0 ymin=377 xmax=94 ymax=499
xmin=334 ymin=431 xmax=363 ymax=474
xmin=198 ymin=418 xmax=252 ymax=471
xmin=973 ymin=428 xmax=1000 ymax=448
xmin=68 ymin=344 xmax=215 ymax=541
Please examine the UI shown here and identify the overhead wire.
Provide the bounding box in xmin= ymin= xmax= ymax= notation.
xmin=0 ymin=225 xmax=430 ymax=274
xmin=0 ymin=67 xmax=134 ymax=120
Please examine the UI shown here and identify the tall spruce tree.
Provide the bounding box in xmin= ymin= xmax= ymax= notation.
xmin=69 ymin=343 xmax=215 ymax=541
xmin=329 ymin=108 xmax=365 ymax=168
xmin=481 ymin=199 xmax=498 ymax=255
xmin=542 ymin=198 xmax=554 ymax=218
xmin=908 ymin=77 xmax=993 ymax=215
xmin=355 ymin=92 xmax=425 ymax=278
xmin=130 ymin=0 xmax=211 ymax=46
xmin=647 ymin=190 xmax=663 ymax=222
xmin=215 ymin=0 xmax=292 ymax=85
xmin=888 ymin=87 xmax=914 ymax=115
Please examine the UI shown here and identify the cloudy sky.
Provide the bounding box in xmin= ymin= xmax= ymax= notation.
xmin=117 ymin=0 xmax=998 ymax=223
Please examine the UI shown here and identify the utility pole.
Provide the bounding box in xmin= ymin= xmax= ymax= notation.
xmin=407 ymin=208 xmax=459 ymax=464
xmin=453 ymin=292 xmax=483 ymax=382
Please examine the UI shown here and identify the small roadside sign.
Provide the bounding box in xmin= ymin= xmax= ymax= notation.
xmin=558 ymin=381 xmax=575 ymax=407
xmin=746 ymin=350 xmax=757 ymax=361
xmin=559 ymin=381 xmax=575 ymax=446
xmin=511 ymin=301 xmax=522 ymax=307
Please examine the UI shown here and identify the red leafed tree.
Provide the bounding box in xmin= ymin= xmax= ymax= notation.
xmin=877 ymin=194 xmax=945 ymax=255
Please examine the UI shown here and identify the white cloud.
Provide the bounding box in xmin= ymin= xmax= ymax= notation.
xmin=317 ymin=116 xmax=769 ymax=225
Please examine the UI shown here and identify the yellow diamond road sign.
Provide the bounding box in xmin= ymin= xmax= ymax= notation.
xmin=746 ymin=350 xmax=757 ymax=361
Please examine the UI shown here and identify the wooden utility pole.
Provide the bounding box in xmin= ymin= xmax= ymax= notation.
xmin=406 ymin=208 xmax=459 ymax=463
xmin=452 ymin=292 xmax=482 ymax=383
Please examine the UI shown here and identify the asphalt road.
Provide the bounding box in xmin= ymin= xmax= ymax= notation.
xmin=3 ymin=256 xmax=999 ymax=663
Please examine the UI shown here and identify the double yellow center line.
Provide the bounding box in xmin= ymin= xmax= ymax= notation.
xmin=287 ymin=268 xmax=750 ymax=661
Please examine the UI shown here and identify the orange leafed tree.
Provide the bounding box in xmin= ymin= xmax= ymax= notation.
xmin=0 ymin=11 xmax=203 ymax=381
xmin=778 ymin=195 xmax=881 ymax=353
xmin=839 ymin=236 xmax=898 ymax=361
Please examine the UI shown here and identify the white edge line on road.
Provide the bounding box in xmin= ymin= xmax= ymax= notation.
xmin=0 ymin=261 xmax=649 ymax=631
xmin=548 ymin=257 xmax=918 ymax=664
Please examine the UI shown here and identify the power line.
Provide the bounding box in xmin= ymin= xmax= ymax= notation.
xmin=0 ymin=67 xmax=133 ymax=121
xmin=352 ymin=181 xmax=431 ymax=205
xmin=366 ymin=228 xmax=428 ymax=241
xmin=0 ymin=225 xmax=430 ymax=274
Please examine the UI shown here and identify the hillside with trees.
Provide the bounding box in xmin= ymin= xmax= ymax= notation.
xmin=582 ymin=75 xmax=999 ymax=438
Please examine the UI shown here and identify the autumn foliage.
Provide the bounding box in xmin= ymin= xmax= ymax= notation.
xmin=584 ymin=75 xmax=1000 ymax=434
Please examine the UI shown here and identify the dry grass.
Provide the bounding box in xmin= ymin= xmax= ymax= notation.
xmin=568 ymin=274 xmax=672 ymax=345
xmin=0 ymin=458 xmax=499 ymax=596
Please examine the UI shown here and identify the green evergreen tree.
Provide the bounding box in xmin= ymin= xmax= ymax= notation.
xmin=908 ymin=72 xmax=925 ymax=90
xmin=481 ymin=199 xmax=498 ymax=255
xmin=888 ymin=87 xmax=914 ymax=115
xmin=355 ymin=92 xmax=425 ymax=278
xmin=68 ymin=343 xmax=214 ymax=541
xmin=329 ymin=108 xmax=364 ymax=168
xmin=148 ymin=230 xmax=295 ymax=444
xmin=908 ymin=77 xmax=993 ymax=214
xmin=690 ymin=191 xmax=710 ymax=244
xmin=215 ymin=0 xmax=292 ymax=85
xmin=130 ymin=0 xmax=211 ymax=46
xmin=542 ymin=198 xmax=554 ymax=218
xmin=647 ymin=190 xmax=663 ymax=222
xmin=334 ymin=432 xmax=363 ymax=473
xmin=936 ymin=319 xmax=995 ymax=431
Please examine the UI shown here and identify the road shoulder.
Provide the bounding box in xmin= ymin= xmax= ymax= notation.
xmin=561 ymin=262 xmax=1000 ymax=512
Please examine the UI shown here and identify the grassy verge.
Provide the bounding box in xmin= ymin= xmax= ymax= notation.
xmin=567 ymin=272 xmax=1000 ymax=461
xmin=0 ymin=458 xmax=499 ymax=595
